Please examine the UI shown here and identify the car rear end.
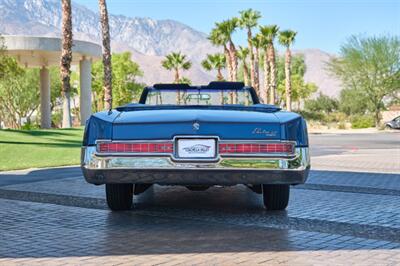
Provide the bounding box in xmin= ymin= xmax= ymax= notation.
xmin=81 ymin=108 xmax=310 ymax=186
xmin=81 ymin=82 xmax=310 ymax=211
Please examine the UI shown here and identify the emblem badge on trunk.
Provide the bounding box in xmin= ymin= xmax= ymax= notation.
xmin=193 ymin=122 xmax=200 ymax=131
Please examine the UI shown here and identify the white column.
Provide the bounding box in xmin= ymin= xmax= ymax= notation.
xmin=79 ymin=57 xmax=92 ymax=125
xmin=40 ymin=66 xmax=51 ymax=129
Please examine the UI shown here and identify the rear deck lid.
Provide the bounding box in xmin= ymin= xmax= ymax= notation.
xmin=112 ymin=108 xmax=282 ymax=140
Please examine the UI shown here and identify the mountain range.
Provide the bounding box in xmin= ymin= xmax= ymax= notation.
xmin=0 ymin=0 xmax=342 ymax=97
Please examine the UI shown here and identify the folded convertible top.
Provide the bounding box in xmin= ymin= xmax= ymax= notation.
xmin=115 ymin=104 xmax=281 ymax=113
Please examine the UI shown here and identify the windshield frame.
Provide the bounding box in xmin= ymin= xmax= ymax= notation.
xmin=139 ymin=86 xmax=260 ymax=105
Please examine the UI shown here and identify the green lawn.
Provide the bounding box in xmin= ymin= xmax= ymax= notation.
xmin=0 ymin=128 xmax=84 ymax=171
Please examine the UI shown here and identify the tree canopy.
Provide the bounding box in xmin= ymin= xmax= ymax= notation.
xmin=92 ymin=52 xmax=143 ymax=111
xmin=278 ymin=30 xmax=297 ymax=48
xmin=238 ymin=9 xmax=261 ymax=30
xmin=201 ymin=53 xmax=226 ymax=81
xmin=327 ymin=35 xmax=400 ymax=125
xmin=276 ymin=54 xmax=316 ymax=106
xmin=161 ymin=52 xmax=192 ymax=83
xmin=0 ymin=58 xmax=40 ymax=128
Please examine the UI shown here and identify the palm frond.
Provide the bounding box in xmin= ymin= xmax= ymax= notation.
xmin=239 ymin=9 xmax=261 ymax=29
xmin=278 ymin=30 xmax=297 ymax=48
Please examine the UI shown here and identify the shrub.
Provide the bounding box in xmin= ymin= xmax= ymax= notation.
xmin=350 ymin=115 xmax=375 ymax=129
xmin=338 ymin=121 xmax=346 ymax=129
xmin=323 ymin=112 xmax=347 ymax=123
xmin=21 ymin=122 xmax=40 ymax=130
xmin=297 ymin=110 xmax=325 ymax=122
xmin=52 ymin=111 xmax=63 ymax=128
xmin=304 ymin=93 xmax=339 ymax=114
xmin=339 ymin=88 xmax=369 ymax=115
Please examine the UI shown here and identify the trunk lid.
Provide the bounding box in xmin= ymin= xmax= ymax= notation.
xmin=112 ymin=109 xmax=282 ymax=140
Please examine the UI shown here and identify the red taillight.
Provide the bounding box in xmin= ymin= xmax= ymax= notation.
xmin=219 ymin=143 xmax=294 ymax=154
xmin=97 ymin=141 xmax=293 ymax=155
xmin=97 ymin=142 xmax=173 ymax=153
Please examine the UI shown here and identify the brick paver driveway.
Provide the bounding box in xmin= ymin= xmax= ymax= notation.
xmin=0 ymin=132 xmax=399 ymax=265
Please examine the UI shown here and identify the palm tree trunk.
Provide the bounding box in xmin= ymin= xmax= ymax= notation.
xmin=99 ymin=0 xmax=112 ymax=110
xmin=261 ymin=48 xmax=269 ymax=104
xmin=60 ymin=0 xmax=73 ymax=128
xmin=224 ymin=45 xmax=233 ymax=81
xmin=62 ymin=90 xmax=72 ymax=126
xmin=247 ymin=29 xmax=256 ymax=88
xmin=174 ymin=68 xmax=180 ymax=83
xmin=229 ymin=41 xmax=238 ymax=82
xmin=227 ymin=42 xmax=238 ymax=103
xmin=174 ymin=69 xmax=180 ymax=104
xmin=243 ymin=62 xmax=250 ymax=86
xmin=254 ymin=46 xmax=260 ymax=96
xmin=217 ymin=68 xmax=223 ymax=81
xmin=285 ymin=47 xmax=292 ymax=111
xmin=268 ymin=44 xmax=277 ymax=105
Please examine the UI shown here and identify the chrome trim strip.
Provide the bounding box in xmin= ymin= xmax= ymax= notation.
xmin=82 ymin=146 xmax=310 ymax=171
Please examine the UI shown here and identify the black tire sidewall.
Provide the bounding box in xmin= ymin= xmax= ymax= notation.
xmin=105 ymin=184 xmax=133 ymax=211
xmin=262 ymin=184 xmax=290 ymax=211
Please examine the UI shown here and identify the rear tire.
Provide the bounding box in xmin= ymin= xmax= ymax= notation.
xmin=262 ymin=184 xmax=290 ymax=211
xmin=106 ymin=184 xmax=133 ymax=211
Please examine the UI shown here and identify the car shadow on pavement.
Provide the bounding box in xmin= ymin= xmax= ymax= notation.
xmin=1 ymin=168 xmax=400 ymax=258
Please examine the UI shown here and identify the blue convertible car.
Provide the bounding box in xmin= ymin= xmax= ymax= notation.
xmin=81 ymin=82 xmax=310 ymax=211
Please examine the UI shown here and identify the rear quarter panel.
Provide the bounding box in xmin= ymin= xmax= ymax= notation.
xmin=274 ymin=112 xmax=309 ymax=147
xmin=83 ymin=110 xmax=120 ymax=146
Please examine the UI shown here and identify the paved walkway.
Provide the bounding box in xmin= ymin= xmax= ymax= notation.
xmin=0 ymin=132 xmax=399 ymax=265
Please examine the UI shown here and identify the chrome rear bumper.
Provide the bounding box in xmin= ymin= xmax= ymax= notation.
xmin=81 ymin=146 xmax=310 ymax=185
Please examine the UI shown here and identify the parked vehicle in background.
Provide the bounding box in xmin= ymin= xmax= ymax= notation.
xmin=385 ymin=116 xmax=400 ymax=129
xmin=81 ymin=82 xmax=310 ymax=211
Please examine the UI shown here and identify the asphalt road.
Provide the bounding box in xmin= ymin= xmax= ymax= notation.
xmin=309 ymin=131 xmax=399 ymax=156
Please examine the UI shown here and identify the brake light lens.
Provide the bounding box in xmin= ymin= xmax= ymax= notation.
xmin=97 ymin=141 xmax=294 ymax=155
xmin=219 ymin=143 xmax=294 ymax=154
xmin=97 ymin=142 xmax=173 ymax=153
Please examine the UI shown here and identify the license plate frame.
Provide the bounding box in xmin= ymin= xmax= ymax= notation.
xmin=175 ymin=138 xmax=217 ymax=160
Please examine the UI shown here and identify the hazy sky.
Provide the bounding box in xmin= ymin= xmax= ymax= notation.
xmin=74 ymin=0 xmax=399 ymax=53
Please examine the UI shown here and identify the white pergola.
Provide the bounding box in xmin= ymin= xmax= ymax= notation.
xmin=3 ymin=35 xmax=102 ymax=128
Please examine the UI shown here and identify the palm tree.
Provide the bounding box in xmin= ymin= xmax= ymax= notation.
xmin=260 ymin=25 xmax=279 ymax=104
xmin=60 ymin=0 xmax=73 ymax=128
xmin=201 ymin=53 xmax=226 ymax=81
xmin=253 ymin=33 xmax=266 ymax=102
xmin=161 ymin=52 xmax=191 ymax=104
xmin=161 ymin=52 xmax=192 ymax=83
xmin=239 ymin=9 xmax=261 ymax=91
xmin=99 ymin=0 xmax=112 ymax=110
xmin=236 ymin=46 xmax=250 ymax=86
xmin=209 ymin=27 xmax=231 ymax=81
xmin=217 ymin=19 xmax=239 ymax=81
xmin=279 ymin=30 xmax=297 ymax=111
